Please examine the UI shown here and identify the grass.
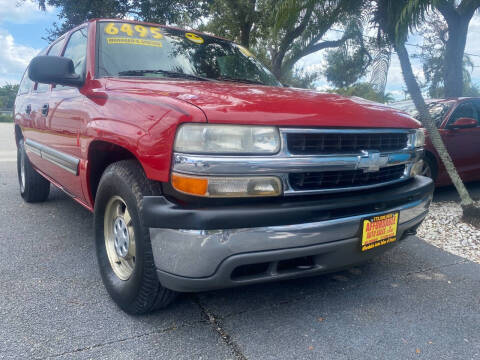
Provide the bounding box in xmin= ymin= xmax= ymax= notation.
xmin=0 ymin=114 xmax=13 ymax=123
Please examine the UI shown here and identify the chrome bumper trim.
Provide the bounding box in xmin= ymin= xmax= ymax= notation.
xmin=150 ymin=195 xmax=431 ymax=278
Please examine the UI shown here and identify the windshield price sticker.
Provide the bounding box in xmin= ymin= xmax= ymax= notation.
xmin=104 ymin=22 xmax=164 ymax=40
xmin=185 ymin=32 xmax=204 ymax=44
xmin=361 ymin=212 xmax=399 ymax=252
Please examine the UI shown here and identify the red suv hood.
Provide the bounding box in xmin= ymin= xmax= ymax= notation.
xmin=105 ymin=79 xmax=420 ymax=128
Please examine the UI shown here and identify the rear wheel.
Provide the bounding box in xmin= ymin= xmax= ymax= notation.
xmin=94 ymin=160 xmax=176 ymax=314
xmin=17 ymin=139 xmax=50 ymax=203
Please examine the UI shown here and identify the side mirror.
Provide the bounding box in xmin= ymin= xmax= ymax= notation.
xmin=28 ymin=56 xmax=84 ymax=88
xmin=448 ymin=117 xmax=478 ymax=129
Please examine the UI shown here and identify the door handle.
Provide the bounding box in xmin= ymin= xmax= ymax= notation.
xmin=25 ymin=104 xmax=31 ymax=114
xmin=41 ymin=104 xmax=49 ymax=116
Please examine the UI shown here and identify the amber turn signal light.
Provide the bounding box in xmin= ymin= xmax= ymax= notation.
xmin=171 ymin=173 xmax=209 ymax=196
xmin=171 ymin=173 xmax=282 ymax=198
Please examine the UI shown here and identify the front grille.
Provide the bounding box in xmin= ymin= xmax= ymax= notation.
xmin=287 ymin=132 xmax=409 ymax=154
xmin=289 ymin=165 xmax=406 ymax=191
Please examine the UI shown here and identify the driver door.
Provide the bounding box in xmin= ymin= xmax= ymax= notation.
xmin=46 ymin=26 xmax=89 ymax=198
xmin=441 ymin=100 xmax=480 ymax=176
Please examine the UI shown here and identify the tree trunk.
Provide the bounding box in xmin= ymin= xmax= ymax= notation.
xmin=394 ymin=42 xmax=474 ymax=207
xmin=240 ymin=24 xmax=251 ymax=48
xmin=443 ymin=17 xmax=470 ymax=98
xmin=271 ymin=53 xmax=284 ymax=80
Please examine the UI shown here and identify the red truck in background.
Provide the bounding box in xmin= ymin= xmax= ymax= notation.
xmin=392 ymin=99 xmax=480 ymax=186
xmin=14 ymin=19 xmax=433 ymax=314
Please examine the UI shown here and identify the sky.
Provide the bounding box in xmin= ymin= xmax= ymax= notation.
xmin=1 ymin=0 xmax=479 ymax=101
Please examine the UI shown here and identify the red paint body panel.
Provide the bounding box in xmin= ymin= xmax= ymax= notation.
xmin=14 ymin=19 xmax=422 ymax=212
xmin=105 ymin=78 xmax=420 ymax=129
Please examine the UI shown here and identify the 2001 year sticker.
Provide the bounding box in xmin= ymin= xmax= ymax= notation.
xmin=185 ymin=32 xmax=204 ymax=44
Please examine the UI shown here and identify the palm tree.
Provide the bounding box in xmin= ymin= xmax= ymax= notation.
xmin=398 ymin=0 xmax=480 ymax=98
xmin=373 ymin=0 xmax=479 ymax=221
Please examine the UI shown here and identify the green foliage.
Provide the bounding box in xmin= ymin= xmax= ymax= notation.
xmin=200 ymin=0 xmax=260 ymax=47
xmin=389 ymin=0 xmax=480 ymax=98
xmin=415 ymin=12 xmax=479 ymax=98
xmin=29 ymin=0 xmax=209 ymax=41
xmin=324 ymin=45 xmax=371 ymax=88
xmin=271 ymin=0 xmax=365 ymax=79
xmin=0 ymin=84 xmax=20 ymax=110
xmin=203 ymin=0 xmax=366 ymax=80
xmin=0 ymin=115 xmax=13 ymax=123
xmin=282 ymin=67 xmax=320 ymax=89
xmin=329 ymin=83 xmax=394 ymax=103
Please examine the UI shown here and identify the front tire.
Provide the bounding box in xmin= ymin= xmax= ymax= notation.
xmin=94 ymin=160 xmax=176 ymax=314
xmin=421 ymin=155 xmax=437 ymax=181
xmin=17 ymin=139 xmax=50 ymax=203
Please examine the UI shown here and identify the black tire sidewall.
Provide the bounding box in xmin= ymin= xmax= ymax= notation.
xmin=424 ymin=155 xmax=437 ymax=180
xmin=17 ymin=140 xmax=25 ymax=197
xmin=94 ymin=169 xmax=152 ymax=311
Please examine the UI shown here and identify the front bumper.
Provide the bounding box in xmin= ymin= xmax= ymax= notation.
xmin=146 ymin=176 xmax=434 ymax=292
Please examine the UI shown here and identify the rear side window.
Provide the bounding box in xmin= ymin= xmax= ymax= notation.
xmin=35 ymin=39 xmax=65 ymax=92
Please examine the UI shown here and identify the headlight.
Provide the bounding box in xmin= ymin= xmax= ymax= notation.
xmin=174 ymin=124 xmax=280 ymax=154
xmin=172 ymin=173 xmax=282 ymax=197
xmin=414 ymin=128 xmax=425 ymax=147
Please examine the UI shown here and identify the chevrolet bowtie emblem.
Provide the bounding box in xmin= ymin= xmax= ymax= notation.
xmin=357 ymin=150 xmax=389 ymax=173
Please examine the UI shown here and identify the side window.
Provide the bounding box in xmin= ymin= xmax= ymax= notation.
xmin=54 ymin=28 xmax=88 ymax=90
xmin=63 ymin=28 xmax=88 ymax=76
xmin=48 ymin=39 xmax=65 ymax=56
xmin=474 ymin=102 xmax=480 ymax=126
xmin=33 ymin=47 xmax=48 ymax=93
xmin=34 ymin=39 xmax=65 ymax=93
xmin=18 ymin=69 xmax=34 ymax=95
xmin=448 ymin=102 xmax=478 ymax=125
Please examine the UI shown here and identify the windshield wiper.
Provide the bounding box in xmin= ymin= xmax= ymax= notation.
xmin=215 ymin=76 xmax=265 ymax=85
xmin=117 ymin=69 xmax=210 ymax=81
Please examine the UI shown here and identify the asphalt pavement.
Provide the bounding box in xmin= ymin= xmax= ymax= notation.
xmin=1 ymin=123 xmax=479 ymax=360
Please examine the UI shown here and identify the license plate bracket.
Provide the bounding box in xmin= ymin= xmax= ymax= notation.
xmin=361 ymin=212 xmax=399 ymax=252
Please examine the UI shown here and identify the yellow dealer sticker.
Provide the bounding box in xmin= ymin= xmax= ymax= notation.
xmin=104 ymin=22 xmax=164 ymax=39
xmin=361 ymin=212 xmax=399 ymax=251
xmin=238 ymin=45 xmax=253 ymax=57
xmin=185 ymin=32 xmax=204 ymax=44
xmin=107 ymin=37 xmax=163 ymax=48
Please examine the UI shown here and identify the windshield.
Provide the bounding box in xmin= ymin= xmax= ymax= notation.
xmin=97 ymin=21 xmax=281 ymax=86
xmin=392 ymin=100 xmax=454 ymax=127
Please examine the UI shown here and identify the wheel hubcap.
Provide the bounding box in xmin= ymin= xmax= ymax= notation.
xmin=104 ymin=196 xmax=136 ymax=281
xmin=113 ymin=217 xmax=130 ymax=258
xmin=422 ymin=162 xmax=432 ymax=178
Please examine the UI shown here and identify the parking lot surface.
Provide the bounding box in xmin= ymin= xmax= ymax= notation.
xmin=1 ymin=123 xmax=479 ymax=359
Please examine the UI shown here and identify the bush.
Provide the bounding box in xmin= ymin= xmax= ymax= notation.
xmin=0 ymin=114 xmax=13 ymax=123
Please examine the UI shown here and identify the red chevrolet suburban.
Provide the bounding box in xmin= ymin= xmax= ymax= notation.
xmin=14 ymin=19 xmax=433 ymax=314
